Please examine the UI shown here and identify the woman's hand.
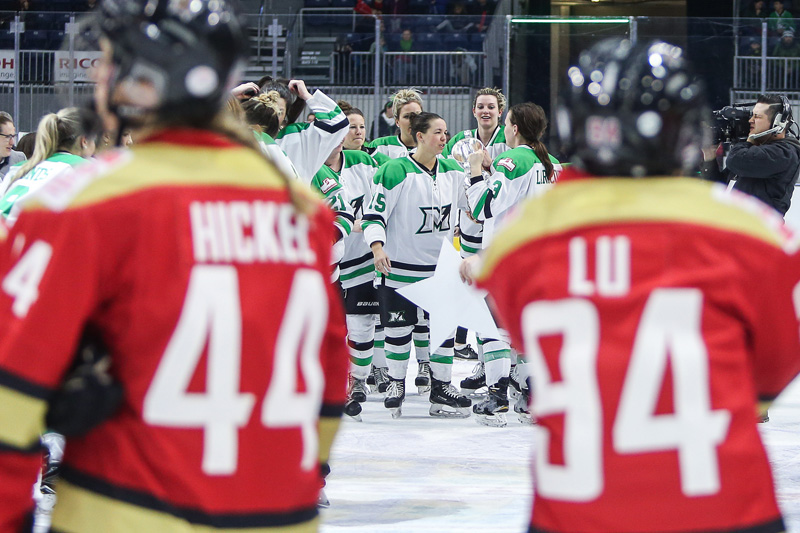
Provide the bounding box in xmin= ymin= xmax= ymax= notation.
xmin=459 ymin=255 xmax=482 ymax=285
xmin=231 ymin=82 xmax=260 ymax=100
xmin=371 ymin=242 xmax=391 ymax=275
xmin=288 ymin=79 xmax=313 ymax=101
xmin=467 ymin=149 xmax=485 ymax=177
xmin=481 ymin=149 xmax=493 ymax=171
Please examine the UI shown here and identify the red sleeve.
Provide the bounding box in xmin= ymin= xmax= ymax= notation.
xmin=0 ymin=208 xmax=100 ymax=530
xmin=310 ymin=205 xmax=348 ymax=413
xmin=748 ymin=244 xmax=800 ymax=401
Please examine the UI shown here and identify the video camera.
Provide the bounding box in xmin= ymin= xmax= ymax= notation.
xmin=709 ymin=104 xmax=753 ymax=144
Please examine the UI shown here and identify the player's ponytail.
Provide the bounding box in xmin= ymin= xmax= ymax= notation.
xmin=14 ymin=107 xmax=102 ymax=184
xmin=509 ymin=102 xmax=554 ymax=182
xmin=207 ymin=108 xmax=315 ymax=216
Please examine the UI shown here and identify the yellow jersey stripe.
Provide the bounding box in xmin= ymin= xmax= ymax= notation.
xmin=479 ymin=178 xmax=790 ymax=280
xmin=53 ymin=480 xmax=319 ymax=533
xmin=0 ymin=385 xmax=47 ymax=450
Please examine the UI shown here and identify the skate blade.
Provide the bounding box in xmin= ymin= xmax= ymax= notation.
xmin=390 ymin=407 xmax=402 ymax=419
xmin=417 ymin=385 xmax=431 ymax=394
xmin=317 ymin=489 xmax=330 ymax=509
xmin=346 ymin=413 xmax=363 ymax=422
xmin=476 ymin=413 xmax=507 ymax=427
xmin=462 ymin=387 xmax=487 ymax=398
xmin=508 ymin=388 xmax=521 ymax=401
xmin=429 ymin=405 xmax=471 ymax=418
xmin=516 ymin=412 xmax=535 ymax=425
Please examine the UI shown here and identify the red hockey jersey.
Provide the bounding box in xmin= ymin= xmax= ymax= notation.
xmin=0 ymin=130 xmax=349 ymax=532
xmin=478 ymin=172 xmax=800 ymax=533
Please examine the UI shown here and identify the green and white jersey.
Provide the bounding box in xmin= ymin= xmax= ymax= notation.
xmin=0 ymin=152 xmax=88 ymax=223
xmin=466 ymin=145 xmax=562 ymax=247
xmin=365 ymin=135 xmax=415 ymax=164
xmin=275 ymin=90 xmax=348 ymax=185
xmin=255 ymin=131 xmax=302 ymax=182
xmin=443 ymin=127 xmax=510 ymax=257
xmin=336 ymin=150 xmax=380 ymax=290
xmin=442 ymin=125 xmax=510 ymax=160
xmin=362 ymin=155 xmax=462 ymax=289
xmin=310 ymin=164 xmax=355 ymax=244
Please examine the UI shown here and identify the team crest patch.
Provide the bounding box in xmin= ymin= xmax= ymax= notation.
xmin=388 ymin=310 xmax=406 ymax=323
xmin=320 ymin=177 xmax=338 ymax=194
xmin=497 ymin=158 xmax=516 ymax=171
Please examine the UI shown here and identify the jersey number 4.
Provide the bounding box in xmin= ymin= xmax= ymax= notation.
xmin=523 ymin=288 xmax=731 ymax=501
xmin=143 ymin=265 xmax=327 ymax=476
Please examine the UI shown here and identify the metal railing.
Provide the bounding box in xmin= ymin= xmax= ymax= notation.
xmin=332 ymin=50 xmax=484 ymax=88
xmin=735 ymin=56 xmax=800 ymax=92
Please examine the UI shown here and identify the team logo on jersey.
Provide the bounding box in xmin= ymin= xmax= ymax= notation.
xmin=497 ymin=158 xmax=516 ymax=172
xmin=388 ymin=310 xmax=406 ymax=323
xmin=416 ymin=204 xmax=452 ymax=234
xmin=350 ymin=195 xmax=365 ymax=218
xmin=320 ymin=177 xmax=338 ymax=194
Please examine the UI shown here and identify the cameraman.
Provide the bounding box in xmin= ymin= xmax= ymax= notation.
xmin=701 ymin=95 xmax=800 ymax=217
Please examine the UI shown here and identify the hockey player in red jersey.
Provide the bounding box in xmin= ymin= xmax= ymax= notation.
xmin=0 ymin=1 xmax=348 ymax=531
xmin=474 ymin=38 xmax=800 ymax=533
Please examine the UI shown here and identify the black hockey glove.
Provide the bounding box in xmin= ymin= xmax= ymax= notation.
xmin=45 ymin=332 xmax=124 ymax=437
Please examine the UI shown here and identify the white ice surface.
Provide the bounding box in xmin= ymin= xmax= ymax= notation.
xmin=322 ymin=358 xmax=800 ymax=533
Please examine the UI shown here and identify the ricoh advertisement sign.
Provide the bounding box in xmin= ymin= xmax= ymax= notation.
xmin=54 ymin=51 xmax=102 ymax=82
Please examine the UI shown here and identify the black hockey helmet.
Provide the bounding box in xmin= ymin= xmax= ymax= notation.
xmin=95 ymin=0 xmax=249 ymax=125
xmin=555 ymin=38 xmax=711 ymax=177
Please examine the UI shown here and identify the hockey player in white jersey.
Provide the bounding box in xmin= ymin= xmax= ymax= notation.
xmin=0 ymin=107 xmax=101 ymax=224
xmin=364 ymin=89 xmax=423 ymax=165
xmin=362 ymin=112 xmax=471 ymax=419
xmin=463 ymin=102 xmax=562 ymax=425
xmin=444 ymin=88 xmax=513 ymax=386
xmin=259 ymin=78 xmax=349 ymax=184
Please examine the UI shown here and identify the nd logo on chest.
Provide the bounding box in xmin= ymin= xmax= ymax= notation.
xmin=568 ymin=235 xmax=631 ymax=297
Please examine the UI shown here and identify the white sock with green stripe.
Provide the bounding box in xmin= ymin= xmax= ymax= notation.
xmin=385 ymin=325 xmax=413 ymax=380
xmin=373 ymin=324 xmax=387 ymax=368
xmin=413 ymin=311 xmax=430 ymax=363
xmin=480 ymin=336 xmax=511 ymax=387
xmin=346 ymin=314 xmax=377 ymax=380
xmin=429 ymin=338 xmax=455 ymax=382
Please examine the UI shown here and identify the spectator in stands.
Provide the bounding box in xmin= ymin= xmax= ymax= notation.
xmin=436 ymin=3 xmax=474 ymax=32
xmin=773 ymin=29 xmax=800 ymax=55
xmin=0 ymin=112 xmax=25 ymax=182
xmin=394 ymin=28 xmax=415 ymax=84
xmin=469 ymin=0 xmax=497 ymax=32
xmin=372 ymin=100 xmax=396 ymax=140
xmin=355 ymin=0 xmax=379 ymax=33
xmin=742 ymin=0 xmax=769 ymax=19
xmin=769 ymin=0 xmax=796 ymax=36
xmin=747 ymin=38 xmax=763 ymax=55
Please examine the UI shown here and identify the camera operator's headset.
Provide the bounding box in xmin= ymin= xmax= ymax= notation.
xmin=750 ymin=96 xmax=795 ymax=140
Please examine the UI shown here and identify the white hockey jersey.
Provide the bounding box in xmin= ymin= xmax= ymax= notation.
xmin=275 ymin=90 xmax=348 ymax=184
xmin=0 ymin=152 xmax=89 ymax=224
xmin=255 ymin=131 xmax=302 ymax=182
xmin=365 ymin=135 xmax=415 ymax=166
xmin=444 ymin=126 xmax=511 ymax=257
xmin=466 ymin=144 xmax=562 ymax=247
xmin=362 ymin=155 xmax=462 ymax=289
xmin=335 ymin=150 xmax=380 ymax=290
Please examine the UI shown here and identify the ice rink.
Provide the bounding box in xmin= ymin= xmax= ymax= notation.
xmin=321 ymin=358 xmax=800 ymax=533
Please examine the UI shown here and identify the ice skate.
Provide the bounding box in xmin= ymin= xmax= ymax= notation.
xmin=473 ymin=377 xmax=509 ymax=427
xmin=344 ymin=399 xmax=362 ymax=421
xmin=514 ymin=388 xmax=534 ymax=425
xmin=384 ymin=378 xmax=405 ymax=418
xmin=317 ymin=488 xmax=330 ymax=508
xmin=509 ymin=365 xmax=523 ymax=401
xmin=459 ymin=362 xmax=486 ymax=396
xmin=429 ymin=378 xmax=471 ymax=418
xmin=370 ymin=365 xmax=389 ymax=394
xmin=454 ymin=344 xmax=478 ymax=360
xmin=347 ymin=375 xmax=368 ymax=404
xmin=415 ymin=361 xmax=431 ymax=394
